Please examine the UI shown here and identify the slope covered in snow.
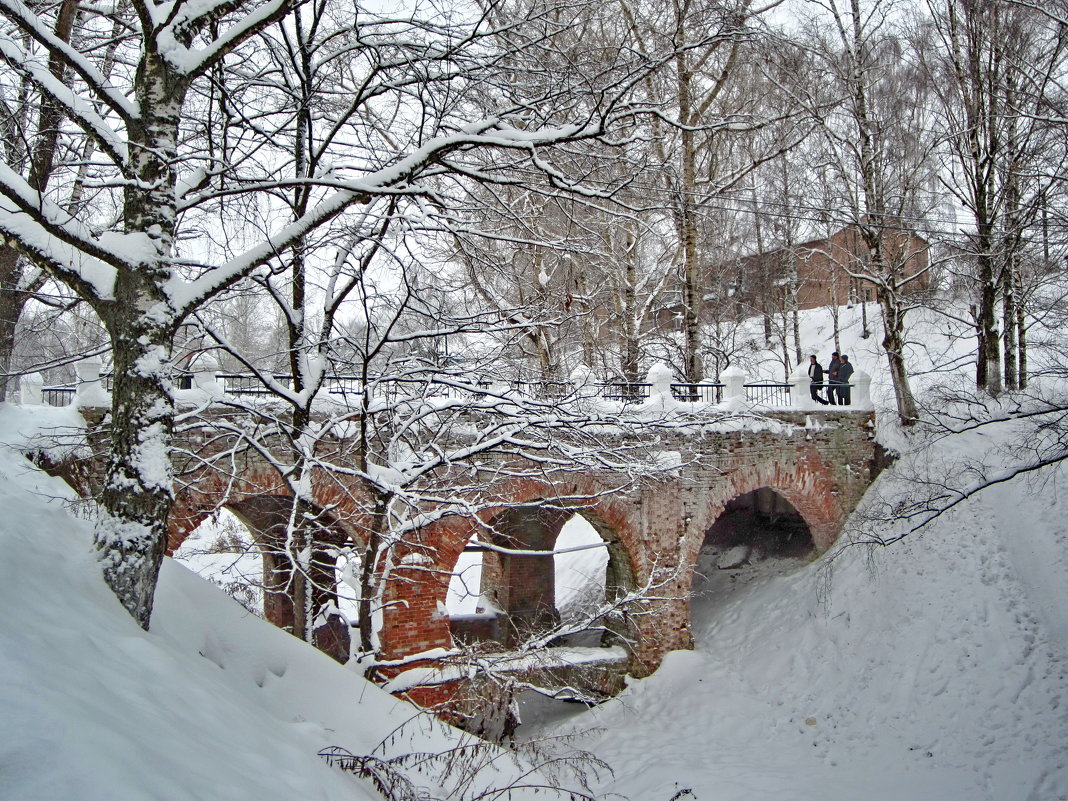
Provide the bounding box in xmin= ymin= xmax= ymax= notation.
xmin=527 ymin=425 xmax=1068 ymax=799
xmin=0 ymin=405 xmax=589 ymax=801
xmin=4 ymin=298 xmax=1067 ymax=800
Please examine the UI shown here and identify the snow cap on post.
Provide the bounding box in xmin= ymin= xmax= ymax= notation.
xmin=192 ymin=353 xmax=224 ymax=399
xmin=570 ymin=363 xmax=594 ymax=390
xmin=721 ymin=364 xmax=745 ymax=404
xmin=20 ymin=372 xmax=43 ymax=406
xmin=850 ymin=369 xmax=873 ymax=410
xmin=790 ymin=362 xmax=817 ymax=411
xmin=74 ymin=357 xmax=110 ymax=408
xmin=645 ymin=361 xmax=673 ymax=399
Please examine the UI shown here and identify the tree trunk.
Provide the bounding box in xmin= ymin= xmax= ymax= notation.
xmin=95 ymin=290 xmax=177 ymax=628
xmin=0 ymin=249 xmax=25 ymax=400
xmin=1002 ymin=264 xmax=1017 ymax=391
xmin=90 ymin=52 xmax=187 ymax=628
xmin=976 ymin=250 xmax=1001 ymax=393
xmin=1016 ymin=268 xmax=1027 ymax=389
xmin=0 ymin=0 xmax=80 ymax=399
xmin=880 ymin=295 xmax=918 ymax=425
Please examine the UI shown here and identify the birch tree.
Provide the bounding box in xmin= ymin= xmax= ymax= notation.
xmin=798 ymin=0 xmax=938 ymax=424
xmin=0 ymin=0 xmax=660 ymax=628
xmin=922 ymin=0 xmax=1068 ymax=392
xmin=617 ymin=0 xmax=796 ymax=382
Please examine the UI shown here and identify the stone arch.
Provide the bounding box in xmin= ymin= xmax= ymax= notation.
xmin=670 ymin=448 xmax=848 ymax=646
xmin=172 ymin=488 xmax=362 ymax=661
xmin=701 ymin=488 xmax=815 ymax=560
xmin=682 ymin=449 xmax=847 ymax=577
xmin=167 ymin=462 xmax=373 ymax=553
xmin=377 ymin=476 xmax=644 ymax=662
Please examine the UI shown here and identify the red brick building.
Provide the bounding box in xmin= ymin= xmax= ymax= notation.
xmin=656 ymin=226 xmax=930 ymax=329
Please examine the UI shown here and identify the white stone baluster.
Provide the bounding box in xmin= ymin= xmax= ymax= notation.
xmin=721 ymin=364 xmax=746 ymax=404
xmin=192 ymin=353 xmax=223 ymax=399
xmin=646 ymin=362 xmax=673 ymax=400
xmin=20 ymin=372 xmax=43 ymax=405
xmin=790 ymin=362 xmax=817 ymax=411
xmin=850 ymin=369 xmax=872 ymax=410
xmin=74 ymin=357 xmax=110 ymax=408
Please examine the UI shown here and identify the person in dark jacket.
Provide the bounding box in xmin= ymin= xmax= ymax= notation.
xmin=837 ymin=354 xmax=854 ymax=405
xmin=826 ymin=351 xmax=841 ymax=405
xmin=808 ymin=355 xmax=829 ymax=404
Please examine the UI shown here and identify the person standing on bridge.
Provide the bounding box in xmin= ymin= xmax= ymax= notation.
xmin=808 ymin=355 xmax=829 ymax=405
xmin=837 ymin=354 xmax=854 ymax=405
xmin=826 ymin=352 xmax=841 ymax=405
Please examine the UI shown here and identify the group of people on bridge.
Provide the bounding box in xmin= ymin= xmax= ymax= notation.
xmin=807 ymin=351 xmax=855 ymax=406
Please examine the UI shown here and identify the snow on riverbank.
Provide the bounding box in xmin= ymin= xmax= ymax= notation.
xmin=521 ymin=416 xmax=1068 ymax=800
xmin=3 ymin=299 xmax=1067 ymax=800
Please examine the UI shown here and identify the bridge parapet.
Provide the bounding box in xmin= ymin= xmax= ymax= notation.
xmin=26 ymin=358 xmax=872 ymax=413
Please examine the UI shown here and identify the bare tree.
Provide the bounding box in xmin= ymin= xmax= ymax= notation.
xmin=0 ymin=0 xmax=666 ymax=628
xmin=797 ymin=0 xmax=940 ymax=424
xmin=617 ymin=0 xmax=798 ymax=382
xmin=922 ymin=0 xmax=1068 ymax=393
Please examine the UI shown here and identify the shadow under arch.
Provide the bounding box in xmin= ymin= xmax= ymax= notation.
xmin=702 ymin=488 xmax=815 ymax=562
xmin=687 ymin=485 xmax=817 ymax=636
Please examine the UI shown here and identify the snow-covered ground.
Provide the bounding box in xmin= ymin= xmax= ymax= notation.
xmin=518 ymin=422 xmax=1068 ymax=799
xmin=510 ymin=302 xmax=1068 ymax=799
xmin=2 ymin=298 xmax=1067 ymax=800
xmin=0 ymin=407 xmax=594 ymax=801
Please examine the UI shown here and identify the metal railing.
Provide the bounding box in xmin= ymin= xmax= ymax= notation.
xmin=35 ymin=371 xmax=824 ymax=409
xmin=744 ymin=382 xmax=791 ymax=407
xmin=599 ymin=381 xmax=652 ymax=402
xmin=671 ymin=383 xmax=724 ymax=403
xmin=42 ymin=386 xmax=76 ymax=406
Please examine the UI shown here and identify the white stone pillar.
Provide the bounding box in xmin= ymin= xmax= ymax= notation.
xmin=646 ymin=361 xmax=674 ymax=400
xmin=570 ymin=363 xmax=593 ymax=392
xmin=74 ymin=356 xmax=110 ymax=408
xmin=850 ymin=369 xmax=873 ymax=410
xmin=721 ymin=364 xmax=745 ymax=404
xmin=790 ymin=362 xmax=817 ymax=411
xmin=20 ymin=372 xmax=43 ymax=405
xmin=192 ymin=353 xmax=223 ymax=398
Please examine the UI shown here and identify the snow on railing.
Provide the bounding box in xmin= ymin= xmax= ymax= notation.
xmin=24 ymin=358 xmax=871 ymax=411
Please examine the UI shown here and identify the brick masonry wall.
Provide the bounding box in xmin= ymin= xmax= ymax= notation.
xmin=63 ymin=408 xmax=878 ymax=680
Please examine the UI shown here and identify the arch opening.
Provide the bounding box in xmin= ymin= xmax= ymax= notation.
xmin=174 ymin=496 xmax=358 ymax=662
xmin=691 ymin=487 xmax=815 ymax=633
xmin=704 ymin=487 xmax=815 ymax=563
xmin=445 ymin=506 xmax=630 ymax=652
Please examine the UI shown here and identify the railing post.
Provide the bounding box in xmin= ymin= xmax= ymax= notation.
xmin=570 ymin=363 xmax=593 ymax=392
xmin=721 ymin=365 xmax=745 ymax=404
xmin=192 ymin=354 xmax=224 ymax=398
xmin=646 ymin=362 xmax=673 ymax=399
xmin=851 ymin=370 xmax=872 ymax=410
xmin=789 ymin=363 xmax=816 ymax=410
xmin=20 ymin=372 xmax=43 ymax=405
xmin=74 ymin=356 xmax=110 ymax=408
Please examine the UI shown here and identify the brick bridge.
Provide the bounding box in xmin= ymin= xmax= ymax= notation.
xmin=32 ymin=363 xmax=881 ymax=708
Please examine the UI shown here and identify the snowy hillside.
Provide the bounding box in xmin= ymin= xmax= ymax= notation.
xmin=514 ymin=304 xmax=1068 ymax=800
xmin=0 ymin=407 xmax=590 ymax=801
xmin=523 ymin=422 xmax=1068 ymax=800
